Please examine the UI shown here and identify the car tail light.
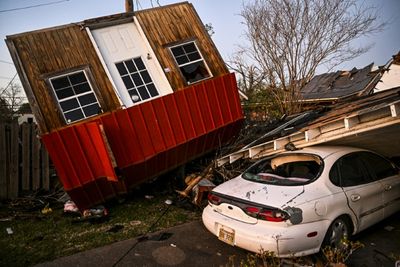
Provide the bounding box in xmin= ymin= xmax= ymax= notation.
xmin=245 ymin=206 xmax=289 ymax=222
xmin=208 ymin=192 xmax=221 ymax=205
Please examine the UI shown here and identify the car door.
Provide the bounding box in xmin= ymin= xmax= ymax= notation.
xmin=333 ymin=152 xmax=384 ymax=232
xmin=360 ymin=152 xmax=400 ymax=218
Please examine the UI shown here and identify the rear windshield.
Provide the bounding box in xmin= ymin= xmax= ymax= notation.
xmin=242 ymin=153 xmax=323 ymax=185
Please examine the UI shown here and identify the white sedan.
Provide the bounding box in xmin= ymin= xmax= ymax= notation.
xmin=202 ymin=146 xmax=400 ymax=257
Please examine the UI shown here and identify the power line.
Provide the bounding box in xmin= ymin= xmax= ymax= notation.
xmin=0 ymin=59 xmax=14 ymax=65
xmin=0 ymin=0 xmax=70 ymax=13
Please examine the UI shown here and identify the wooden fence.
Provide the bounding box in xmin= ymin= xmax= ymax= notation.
xmin=0 ymin=121 xmax=50 ymax=200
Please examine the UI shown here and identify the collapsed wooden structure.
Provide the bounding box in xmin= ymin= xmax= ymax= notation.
xmin=6 ymin=2 xmax=243 ymax=209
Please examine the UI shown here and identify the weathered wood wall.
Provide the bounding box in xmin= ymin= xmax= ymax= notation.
xmin=136 ymin=2 xmax=229 ymax=90
xmin=0 ymin=122 xmax=51 ymax=200
xmin=6 ymin=26 xmax=121 ymax=134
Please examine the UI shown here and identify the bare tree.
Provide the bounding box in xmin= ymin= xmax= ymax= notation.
xmin=0 ymin=81 xmax=24 ymax=122
xmin=235 ymin=0 xmax=386 ymax=115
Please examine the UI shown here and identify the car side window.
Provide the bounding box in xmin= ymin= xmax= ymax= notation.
xmin=359 ymin=152 xmax=398 ymax=181
xmin=330 ymin=153 xmax=371 ymax=187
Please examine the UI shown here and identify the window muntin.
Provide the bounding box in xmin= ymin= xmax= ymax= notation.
xmin=242 ymin=153 xmax=323 ymax=186
xmin=170 ymin=41 xmax=211 ymax=84
xmin=115 ymin=57 xmax=159 ymax=104
xmin=50 ymin=71 xmax=101 ymax=123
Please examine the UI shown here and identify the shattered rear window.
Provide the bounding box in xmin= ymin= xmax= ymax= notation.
xmin=242 ymin=153 xmax=323 ymax=185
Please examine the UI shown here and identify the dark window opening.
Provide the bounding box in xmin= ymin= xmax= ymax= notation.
xmin=169 ymin=41 xmax=211 ymax=84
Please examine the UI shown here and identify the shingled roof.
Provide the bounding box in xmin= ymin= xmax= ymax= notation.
xmin=301 ymin=63 xmax=379 ymax=101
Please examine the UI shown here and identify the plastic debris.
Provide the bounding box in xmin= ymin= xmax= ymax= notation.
xmin=64 ymin=200 xmax=79 ymax=214
xmin=6 ymin=227 xmax=13 ymax=235
xmin=82 ymin=205 xmax=108 ymax=218
xmin=145 ymin=195 xmax=154 ymax=199
xmin=170 ymin=243 xmax=177 ymax=247
xmin=165 ymin=199 xmax=173 ymax=205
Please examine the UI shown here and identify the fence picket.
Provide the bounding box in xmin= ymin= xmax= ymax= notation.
xmin=0 ymin=121 xmax=51 ymax=199
xmin=9 ymin=123 xmax=19 ymax=198
xmin=0 ymin=124 xmax=7 ymax=199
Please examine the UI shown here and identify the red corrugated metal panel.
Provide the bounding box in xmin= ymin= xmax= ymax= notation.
xmin=42 ymin=73 xmax=243 ymax=210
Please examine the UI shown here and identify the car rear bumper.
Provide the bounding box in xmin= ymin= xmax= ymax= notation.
xmin=202 ymin=205 xmax=329 ymax=257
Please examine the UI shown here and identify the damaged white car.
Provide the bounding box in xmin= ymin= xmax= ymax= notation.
xmin=202 ymin=146 xmax=400 ymax=257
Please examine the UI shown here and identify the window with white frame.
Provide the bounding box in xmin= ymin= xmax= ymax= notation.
xmin=49 ymin=70 xmax=101 ymax=123
xmin=115 ymin=57 xmax=159 ymax=104
xmin=169 ymin=41 xmax=211 ymax=84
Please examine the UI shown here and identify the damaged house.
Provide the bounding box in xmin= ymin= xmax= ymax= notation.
xmin=6 ymin=2 xmax=243 ymax=210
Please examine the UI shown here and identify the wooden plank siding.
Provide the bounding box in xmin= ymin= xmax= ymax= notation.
xmin=6 ymin=25 xmax=121 ymax=134
xmin=135 ymin=2 xmax=229 ymax=90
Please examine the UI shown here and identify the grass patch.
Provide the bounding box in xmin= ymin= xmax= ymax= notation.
xmin=0 ymin=192 xmax=200 ymax=267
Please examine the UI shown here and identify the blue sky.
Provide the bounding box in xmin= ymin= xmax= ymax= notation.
xmin=0 ymin=0 xmax=399 ymax=90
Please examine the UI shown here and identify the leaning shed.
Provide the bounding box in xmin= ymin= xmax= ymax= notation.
xmin=6 ymin=2 xmax=243 ymax=210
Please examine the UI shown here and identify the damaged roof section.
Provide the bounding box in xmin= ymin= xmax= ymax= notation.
xmin=301 ymin=63 xmax=378 ymax=101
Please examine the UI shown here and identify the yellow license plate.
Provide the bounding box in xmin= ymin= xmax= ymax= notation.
xmin=218 ymin=227 xmax=235 ymax=246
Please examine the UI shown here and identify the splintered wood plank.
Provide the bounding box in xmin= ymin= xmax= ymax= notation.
xmin=21 ymin=123 xmax=31 ymax=191
xmin=9 ymin=122 xmax=19 ymax=198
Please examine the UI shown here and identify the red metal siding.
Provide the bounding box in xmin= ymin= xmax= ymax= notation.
xmin=42 ymin=73 xmax=243 ymax=210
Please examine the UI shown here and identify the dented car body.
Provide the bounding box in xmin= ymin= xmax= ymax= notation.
xmin=202 ymin=146 xmax=400 ymax=257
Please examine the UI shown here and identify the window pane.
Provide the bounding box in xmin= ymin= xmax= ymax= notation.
xmin=171 ymin=46 xmax=185 ymax=57
xmin=141 ymin=70 xmax=152 ymax=84
xmin=74 ymin=82 xmax=91 ymax=94
xmin=180 ymin=61 xmax=210 ymax=83
xmin=147 ymin=83 xmax=158 ymax=97
xmin=125 ymin=60 xmax=137 ymax=73
xmin=131 ymin=73 xmax=143 ymax=86
xmin=187 ymin=52 xmax=201 ymax=61
xmin=116 ymin=62 xmax=128 ymax=76
xmin=78 ymin=93 xmax=97 ymax=106
xmin=360 ymin=152 xmax=397 ymax=180
xmin=183 ymin=43 xmax=196 ymax=53
xmin=56 ymin=88 xmax=74 ymax=99
xmin=137 ymin=86 xmax=150 ymax=100
xmin=65 ymin=109 xmax=84 ymax=122
xmin=128 ymin=89 xmax=141 ymax=103
xmin=134 ymin=58 xmax=145 ymax=70
xmin=83 ymin=103 xmax=100 ymax=117
xmin=337 ymin=154 xmax=369 ymax=187
xmin=60 ymin=98 xmax=79 ymax=112
xmin=122 ymin=76 xmax=134 ymax=89
xmin=175 ymin=55 xmax=189 ymax=65
xmin=69 ymin=72 xmax=86 ymax=85
xmin=51 ymin=77 xmax=70 ymax=90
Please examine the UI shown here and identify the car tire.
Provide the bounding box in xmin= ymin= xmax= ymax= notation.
xmin=322 ymin=216 xmax=352 ymax=250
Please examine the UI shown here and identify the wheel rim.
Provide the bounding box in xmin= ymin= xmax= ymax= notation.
xmin=329 ymin=219 xmax=349 ymax=249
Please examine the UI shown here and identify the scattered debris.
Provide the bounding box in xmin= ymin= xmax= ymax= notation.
xmin=63 ymin=200 xmax=79 ymax=214
xmin=384 ymin=226 xmax=395 ymax=231
xmin=145 ymin=195 xmax=154 ymax=200
xmin=107 ymin=224 xmax=124 ymax=233
xmin=129 ymin=220 xmax=142 ymax=226
xmin=41 ymin=204 xmax=53 ymax=215
xmin=6 ymin=227 xmax=13 ymax=235
xmin=170 ymin=243 xmax=177 ymax=248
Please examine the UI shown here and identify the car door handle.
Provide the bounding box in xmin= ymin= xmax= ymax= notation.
xmin=384 ymin=185 xmax=392 ymax=191
xmin=350 ymin=194 xmax=361 ymax=202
